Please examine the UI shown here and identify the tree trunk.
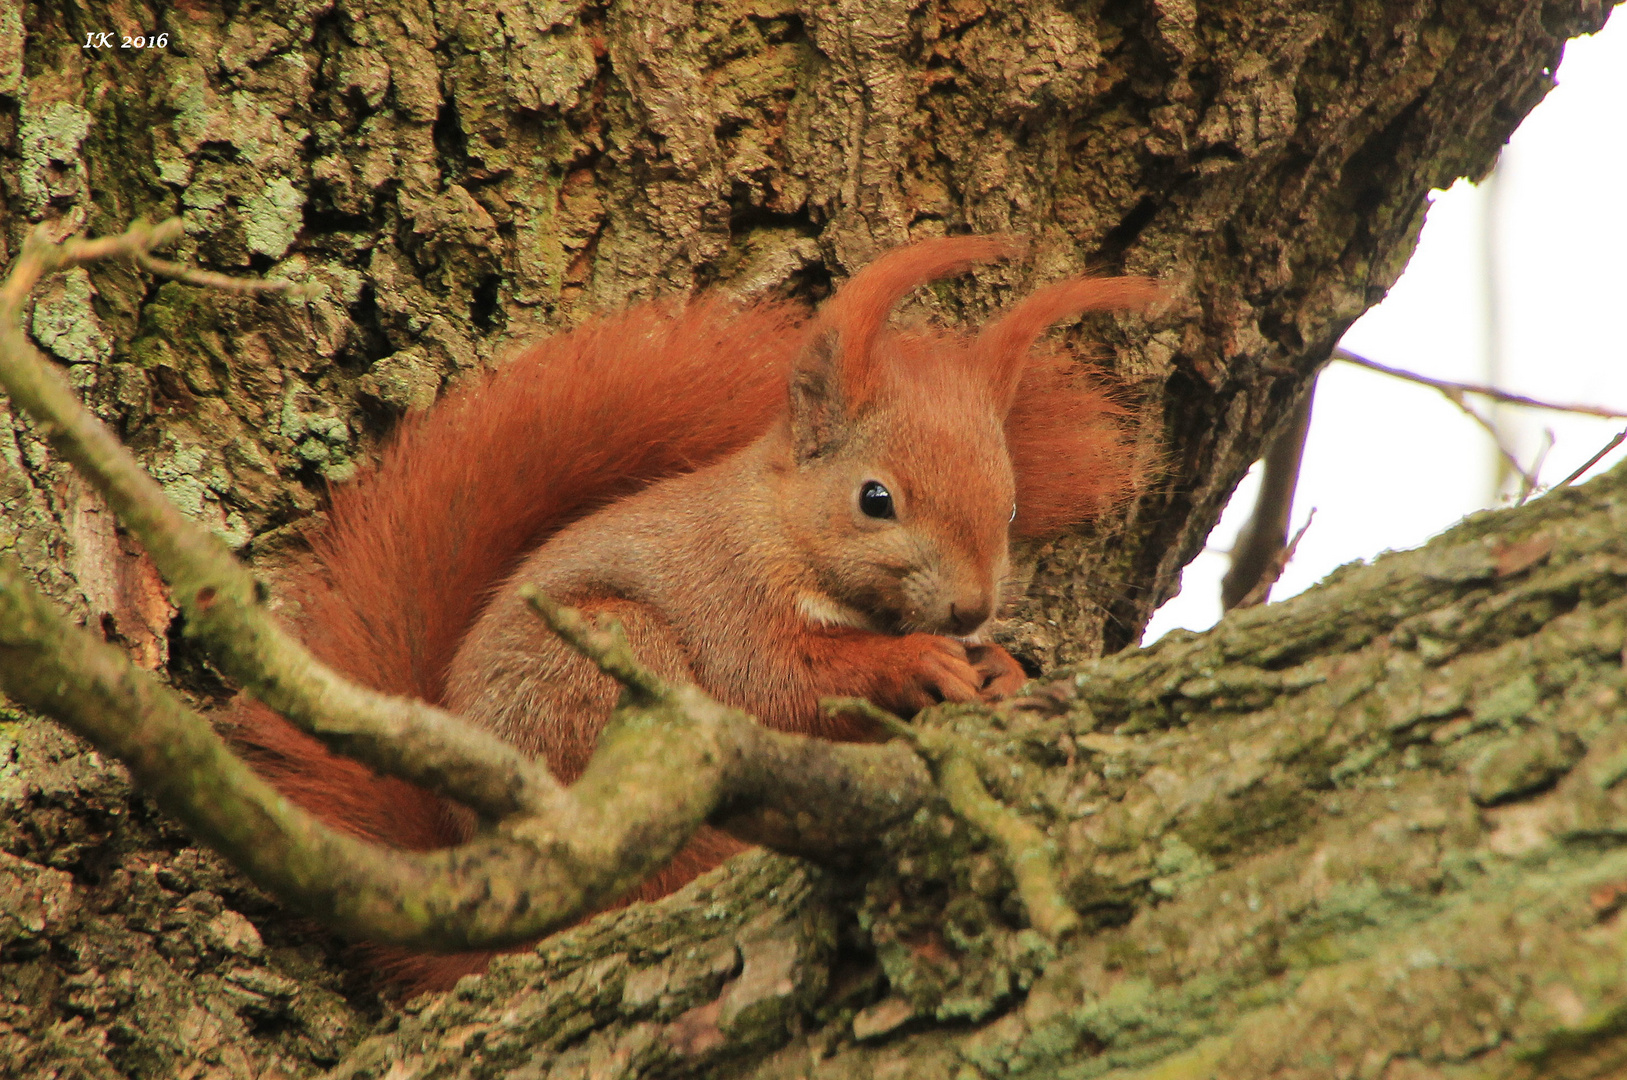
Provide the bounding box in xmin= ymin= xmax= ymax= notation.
xmin=0 ymin=0 xmax=1616 ymax=1076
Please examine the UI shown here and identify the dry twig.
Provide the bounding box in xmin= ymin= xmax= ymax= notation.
xmin=136 ymin=251 xmax=316 ymax=298
xmin=1333 ymin=348 xmax=1627 ymax=420
xmin=1334 ymin=347 xmax=1627 ymax=501
xmin=1233 ymin=508 xmax=1317 ymax=610
xmin=1558 ymin=428 xmax=1627 ymax=488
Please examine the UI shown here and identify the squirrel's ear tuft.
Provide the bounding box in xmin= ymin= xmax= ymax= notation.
xmin=790 ymin=236 xmax=1023 ymax=447
xmin=976 ymin=276 xmax=1162 ymax=413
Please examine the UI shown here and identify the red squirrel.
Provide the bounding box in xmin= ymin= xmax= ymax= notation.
xmin=234 ymin=235 xmax=1156 ymax=992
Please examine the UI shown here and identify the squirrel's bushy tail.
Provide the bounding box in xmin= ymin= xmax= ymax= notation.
xmin=233 ymin=298 xmax=806 ymax=849
xmin=307 ymin=299 xmax=807 ymax=705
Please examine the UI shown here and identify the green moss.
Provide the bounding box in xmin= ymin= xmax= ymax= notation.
xmin=1471 ymin=673 xmax=1542 ymax=728
xmin=1174 ymin=782 xmax=1315 ymax=865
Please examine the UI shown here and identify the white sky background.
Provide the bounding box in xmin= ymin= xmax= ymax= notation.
xmin=1144 ymin=10 xmax=1627 ymax=643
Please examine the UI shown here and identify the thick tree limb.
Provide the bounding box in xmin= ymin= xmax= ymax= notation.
xmin=320 ymin=460 xmax=1627 ymax=1079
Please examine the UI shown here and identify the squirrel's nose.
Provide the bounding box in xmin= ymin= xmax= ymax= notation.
xmin=948 ymin=598 xmax=993 ymax=636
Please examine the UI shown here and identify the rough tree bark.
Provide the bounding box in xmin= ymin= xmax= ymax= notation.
xmin=0 ymin=0 xmax=1618 ymax=1076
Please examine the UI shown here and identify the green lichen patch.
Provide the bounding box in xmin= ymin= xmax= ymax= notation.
xmin=1468 ymin=726 xmax=1586 ymax=807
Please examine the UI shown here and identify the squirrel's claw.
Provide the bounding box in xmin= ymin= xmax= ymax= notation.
xmin=965 ymin=643 xmax=1027 ymax=702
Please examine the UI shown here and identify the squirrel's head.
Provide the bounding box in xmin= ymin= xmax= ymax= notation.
xmin=772 ymin=236 xmax=1157 ymax=639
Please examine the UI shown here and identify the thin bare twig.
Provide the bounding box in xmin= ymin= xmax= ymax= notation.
xmin=0 ymin=219 xmax=180 ymax=313
xmin=1558 ymin=428 xmax=1627 ymax=488
xmin=0 ymin=219 xmax=310 ymax=306
xmin=1334 ymin=347 xmax=1627 ymax=502
xmin=1516 ymin=428 xmax=1555 ymax=507
xmin=1428 ymin=380 xmax=1540 ymax=497
xmin=1333 ymin=348 xmax=1627 ymax=420
xmin=136 ymin=251 xmax=315 ymax=298
xmin=523 ymin=587 xmax=668 ymax=704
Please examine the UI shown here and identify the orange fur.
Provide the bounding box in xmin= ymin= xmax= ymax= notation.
xmin=236 ymin=300 xmax=804 ymax=850
xmin=232 ymin=238 xmax=1154 ymax=994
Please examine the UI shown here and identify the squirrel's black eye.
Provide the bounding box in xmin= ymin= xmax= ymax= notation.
xmin=1010 ymin=502 xmax=1017 ymax=523
xmin=859 ymin=480 xmax=895 ymax=519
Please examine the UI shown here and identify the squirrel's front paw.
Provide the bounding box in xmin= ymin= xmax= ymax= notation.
xmin=866 ymin=634 xmax=987 ymax=715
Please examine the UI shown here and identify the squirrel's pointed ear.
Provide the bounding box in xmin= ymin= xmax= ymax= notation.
xmin=976 ymin=276 xmax=1163 ymax=413
xmin=789 ymin=235 xmax=1023 ymax=461
xmin=788 ymin=326 xmax=849 ymax=462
